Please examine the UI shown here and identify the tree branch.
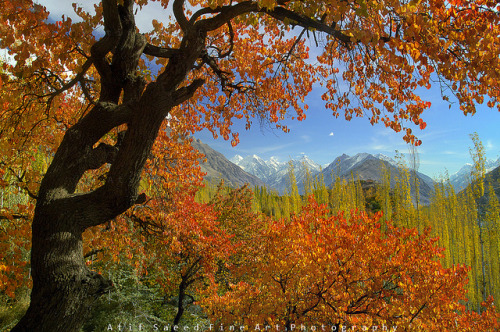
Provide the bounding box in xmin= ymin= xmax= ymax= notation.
xmin=409 ymin=302 xmax=427 ymax=324
xmin=83 ymin=248 xmax=104 ymax=259
xmin=6 ymin=168 xmax=38 ymax=200
xmin=173 ymin=79 xmax=205 ymax=105
xmin=173 ymin=0 xmax=190 ymax=32
xmin=265 ymin=6 xmax=352 ymax=45
xmin=194 ymin=2 xmax=354 ymax=47
xmin=37 ymin=101 xmax=134 ymax=200
xmin=40 ymin=59 xmax=93 ymax=105
xmin=102 ymin=0 xmax=122 ymax=36
xmin=84 ymin=143 xmax=120 ymax=171
xmin=143 ymin=44 xmax=181 ymax=58
xmin=0 ymin=213 xmax=29 ymax=221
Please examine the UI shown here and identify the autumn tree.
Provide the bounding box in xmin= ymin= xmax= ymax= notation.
xmin=287 ymin=161 xmax=302 ymax=214
xmin=203 ymin=197 xmax=500 ymax=331
xmin=2 ymin=0 xmax=500 ymax=330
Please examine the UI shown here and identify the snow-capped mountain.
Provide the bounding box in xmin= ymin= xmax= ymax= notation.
xmin=231 ymin=152 xmax=433 ymax=203
xmin=375 ymin=153 xmax=398 ymax=166
xmin=230 ymin=154 xmax=322 ymax=193
xmin=229 ymin=152 xmax=433 ymax=199
xmin=230 ymin=154 xmax=281 ymax=183
xmin=449 ymin=158 xmax=500 ymax=192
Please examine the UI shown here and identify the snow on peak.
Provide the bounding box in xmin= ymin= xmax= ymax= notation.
xmin=251 ymin=154 xmax=264 ymax=161
xmin=375 ymin=153 xmax=397 ymax=166
xmin=230 ymin=155 xmax=244 ymax=164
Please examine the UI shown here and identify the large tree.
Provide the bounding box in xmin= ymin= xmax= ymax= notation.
xmin=1 ymin=0 xmax=499 ymax=330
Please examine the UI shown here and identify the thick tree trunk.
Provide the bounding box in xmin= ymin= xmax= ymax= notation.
xmin=11 ymin=192 xmax=122 ymax=332
xmin=10 ymin=0 xmax=213 ymax=329
xmin=10 ymin=0 xmax=206 ymax=329
xmin=12 ymin=218 xmax=112 ymax=331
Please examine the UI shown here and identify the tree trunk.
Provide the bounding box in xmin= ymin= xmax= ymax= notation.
xmin=10 ymin=0 xmax=207 ymax=329
xmin=12 ymin=209 xmax=112 ymax=332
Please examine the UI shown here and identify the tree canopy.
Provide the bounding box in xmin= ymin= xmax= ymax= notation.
xmin=1 ymin=0 xmax=500 ymax=331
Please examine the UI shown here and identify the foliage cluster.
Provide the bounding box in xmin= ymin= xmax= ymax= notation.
xmin=2 ymin=0 xmax=500 ymax=330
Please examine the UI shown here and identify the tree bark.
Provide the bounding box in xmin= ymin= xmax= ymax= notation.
xmin=11 ymin=0 xmax=205 ymax=330
xmin=12 ymin=208 xmax=113 ymax=332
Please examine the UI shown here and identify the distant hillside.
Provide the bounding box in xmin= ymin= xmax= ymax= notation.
xmin=319 ymin=153 xmax=434 ymax=205
xmin=450 ymin=158 xmax=500 ymax=192
xmin=460 ymin=165 xmax=500 ymax=208
xmin=190 ymin=139 xmax=266 ymax=188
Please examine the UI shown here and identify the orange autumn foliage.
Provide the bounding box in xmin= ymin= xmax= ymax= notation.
xmin=1 ymin=0 xmax=500 ymax=329
xmin=203 ymin=197 xmax=500 ymax=330
xmin=1 ymin=0 xmax=500 ymax=155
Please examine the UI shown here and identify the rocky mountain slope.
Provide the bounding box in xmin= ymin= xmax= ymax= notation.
xmin=190 ymin=139 xmax=266 ymax=188
xmin=449 ymin=158 xmax=500 ymax=192
xmin=319 ymin=153 xmax=434 ymax=205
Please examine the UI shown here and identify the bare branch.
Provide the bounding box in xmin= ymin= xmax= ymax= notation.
xmin=6 ymin=167 xmax=38 ymax=199
xmin=409 ymin=302 xmax=427 ymax=323
xmin=79 ymin=79 xmax=96 ymax=104
xmin=143 ymin=44 xmax=181 ymax=58
xmin=173 ymin=79 xmax=205 ymax=105
xmin=173 ymin=0 xmax=190 ymax=32
xmin=0 ymin=213 xmax=29 ymax=221
xmin=45 ymin=59 xmax=93 ymax=103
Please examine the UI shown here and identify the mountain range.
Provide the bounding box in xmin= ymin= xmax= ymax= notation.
xmin=449 ymin=158 xmax=500 ymax=191
xmin=230 ymin=154 xmax=321 ymax=193
xmin=190 ymin=137 xmax=496 ymax=204
xmin=190 ymin=139 xmax=266 ymax=188
xmin=231 ymin=151 xmax=434 ymax=204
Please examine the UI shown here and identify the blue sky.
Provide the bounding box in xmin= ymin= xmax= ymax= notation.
xmin=194 ymin=88 xmax=500 ymax=178
xmin=39 ymin=0 xmax=500 ymax=178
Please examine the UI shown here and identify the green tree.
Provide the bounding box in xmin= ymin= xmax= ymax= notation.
xmin=288 ymin=161 xmax=301 ymax=214
xmin=469 ymin=133 xmax=488 ymax=303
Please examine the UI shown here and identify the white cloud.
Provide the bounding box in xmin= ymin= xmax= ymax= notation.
xmin=486 ymin=140 xmax=495 ymax=151
xmin=301 ymin=135 xmax=312 ymax=143
xmin=372 ymin=144 xmax=390 ymax=151
xmin=329 ymin=132 xmax=334 ymax=136
xmin=237 ymin=142 xmax=296 ymax=154
xmin=443 ymin=150 xmax=459 ymax=155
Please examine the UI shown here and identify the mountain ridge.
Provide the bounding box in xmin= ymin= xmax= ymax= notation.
xmin=449 ymin=158 xmax=500 ymax=192
xmin=230 ymin=151 xmax=434 ymax=204
xmin=190 ymin=139 xmax=266 ymax=188
xmin=191 ymin=136 xmax=500 ymax=206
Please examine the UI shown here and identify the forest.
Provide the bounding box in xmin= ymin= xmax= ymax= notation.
xmin=2 ymin=0 xmax=500 ymax=331
xmin=2 ymin=134 xmax=500 ymax=331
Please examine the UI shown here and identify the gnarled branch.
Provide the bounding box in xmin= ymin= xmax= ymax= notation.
xmin=173 ymin=78 xmax=205 ymax=105
xmin=173 ymin=0 xmax=190 ymax=32
xmin=144 ymin=44 xmax=181 ymax=58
